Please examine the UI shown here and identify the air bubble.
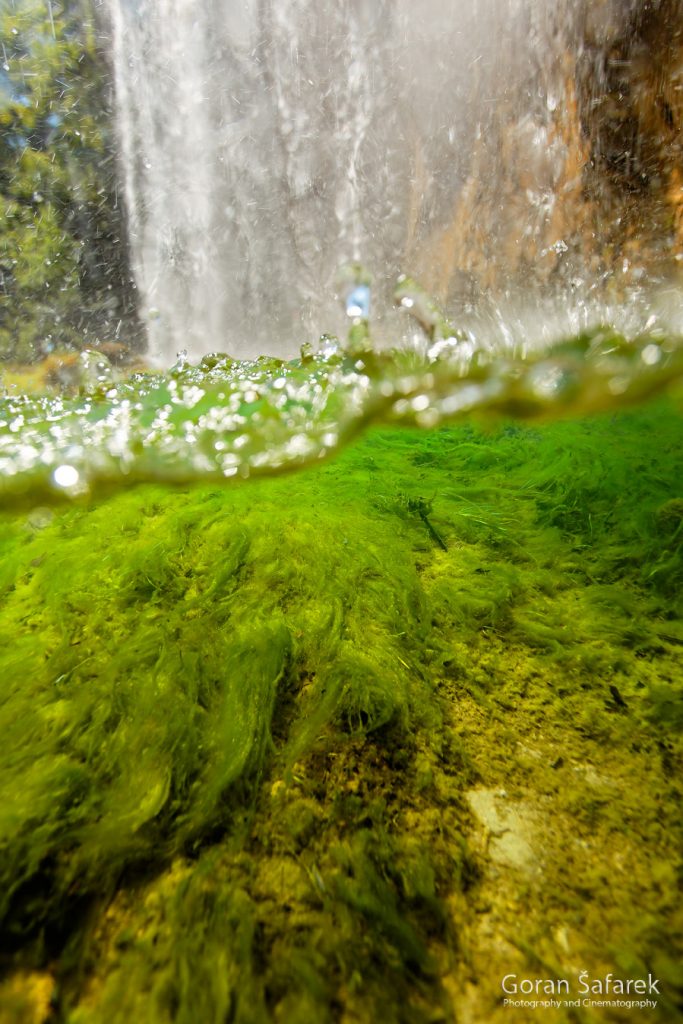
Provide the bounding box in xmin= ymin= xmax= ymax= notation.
xmin=53 ymin=465 xmax=80 ymax=489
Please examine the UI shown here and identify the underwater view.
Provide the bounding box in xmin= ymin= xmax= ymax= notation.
xmin=1 ymin=330 xmax=683 ymax=1024
xmin=1 ymin=0 xmax=683 ymax=1022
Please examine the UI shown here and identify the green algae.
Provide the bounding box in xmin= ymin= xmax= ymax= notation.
xmin=0 ymin=398 xmax=682 ymax=1021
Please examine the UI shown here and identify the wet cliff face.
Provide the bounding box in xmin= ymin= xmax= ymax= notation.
xmin=414 ymin=0 xmax=683 ymax=312
xmin=579 ymin=0 xmax=683 ymax=273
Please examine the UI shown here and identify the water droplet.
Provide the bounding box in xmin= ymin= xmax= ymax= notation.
xmin=171 ymin=350 xmax=189 ymax=375
xmin=641 ymin=343 xmax=661 ymax=366
xmin=53 ymin=465 xmax=80 ymax=489
xmin=526 ymin=362 xmax=578 ymax=401
xmin=79 ymin=350 xmax=114 ymax=390
xmin=318 ymin=334 xmax=341 ymax=359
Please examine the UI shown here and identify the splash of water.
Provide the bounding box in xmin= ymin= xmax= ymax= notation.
xmin=1 ymin=325 xmax=681 ymax=507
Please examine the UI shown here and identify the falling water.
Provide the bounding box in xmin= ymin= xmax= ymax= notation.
xmin=97 ymin=1 xmax=581 ymax=364
xmin=105 ymin=0 xmax=664 ymax=364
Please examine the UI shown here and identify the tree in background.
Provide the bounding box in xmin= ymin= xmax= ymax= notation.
xmin=0 ymin=0 xmax=140 ymax=364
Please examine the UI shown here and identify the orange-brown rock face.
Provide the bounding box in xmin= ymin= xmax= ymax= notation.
xmin=406 ymin=0 xmax=683 ymax=310
xmin=580 ymin=0 xmax=683 ymax=268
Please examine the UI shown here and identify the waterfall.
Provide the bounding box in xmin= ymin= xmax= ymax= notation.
xmin=103 ymin=0 xmax=677 ymax=364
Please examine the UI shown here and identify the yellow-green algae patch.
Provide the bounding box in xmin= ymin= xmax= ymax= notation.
xmin=0 ymin=400 xmax=681 ymax=1022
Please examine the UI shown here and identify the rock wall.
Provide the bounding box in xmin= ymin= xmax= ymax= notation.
xmin=409 ymin=0 xmax=683 ymax=311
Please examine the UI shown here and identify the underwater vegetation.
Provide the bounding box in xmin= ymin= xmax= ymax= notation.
xmin=0 ymin=389 xmax=682 ymax=1023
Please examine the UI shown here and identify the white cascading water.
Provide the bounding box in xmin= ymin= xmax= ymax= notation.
xmin=104 ymin=0 xmax=648 ymax=364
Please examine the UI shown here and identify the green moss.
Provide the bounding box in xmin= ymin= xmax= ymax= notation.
xmin=0 ymin=399 xmax=682 ymax=1021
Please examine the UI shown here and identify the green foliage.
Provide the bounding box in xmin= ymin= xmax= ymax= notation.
xmin=0 ymin=0 xmax=138 ymax=362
